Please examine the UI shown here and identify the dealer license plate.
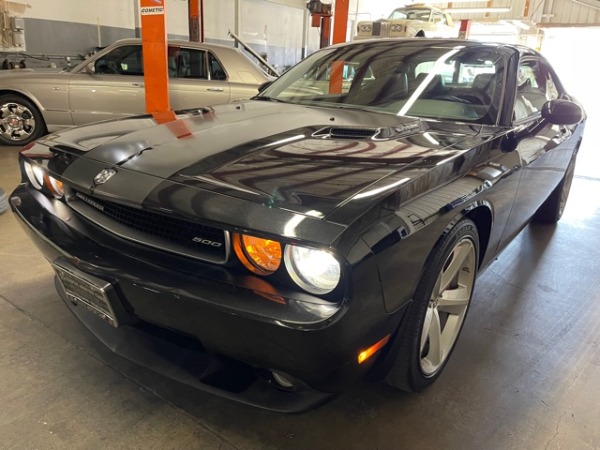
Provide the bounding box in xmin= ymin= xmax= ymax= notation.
xmin=53 ymin=263 xmax=118 ymax=327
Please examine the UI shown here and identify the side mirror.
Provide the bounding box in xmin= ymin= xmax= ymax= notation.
xmin=258 ymin=81 xmax=272 ymax=93
xmin=86 ymin=62 xmax=96 ymax=74
xmin=541 ymin=99 xmax=584 ymax=126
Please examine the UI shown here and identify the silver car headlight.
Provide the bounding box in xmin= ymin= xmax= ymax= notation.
xmin=359 ymin=24 xmax=372 ymax=32
xmin=24 ymin=161 xmax=45 ymax=190
xmin=284 ymin=245 xmax=341 ymax=295
xmin=391 ymin=24 xmax=404 ymax=32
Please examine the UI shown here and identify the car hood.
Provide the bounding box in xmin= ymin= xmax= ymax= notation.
xmin=0 ymin=67 xmax=65 ymax=77
xmin=38 ymin=101 xmax=484 ymax=242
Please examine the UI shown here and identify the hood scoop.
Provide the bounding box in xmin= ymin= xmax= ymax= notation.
xmin=313 ymin=121 xmax=422 ymax=141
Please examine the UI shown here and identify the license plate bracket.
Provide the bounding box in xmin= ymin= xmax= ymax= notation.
xmin=53 ymin=263 xmax=119 ymax=327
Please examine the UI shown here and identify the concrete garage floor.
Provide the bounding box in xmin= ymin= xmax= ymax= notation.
xmin=1 ymin=125 xmax=599 ymax=449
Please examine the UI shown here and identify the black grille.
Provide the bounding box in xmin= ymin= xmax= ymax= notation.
xmin=329 ymin=127 xmax=379 ymax=139
xmin=372 ymin=22 xmax=382 ymax=36
xmin=72 ymin=191 xmax=227 ymax=262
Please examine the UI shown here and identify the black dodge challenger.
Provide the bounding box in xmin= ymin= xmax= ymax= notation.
xmin=10 ymin=39 xmax=585 ymax=412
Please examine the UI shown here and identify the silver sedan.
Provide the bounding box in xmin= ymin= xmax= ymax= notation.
xmin=0 ymin=38 xmax=271 ymax=145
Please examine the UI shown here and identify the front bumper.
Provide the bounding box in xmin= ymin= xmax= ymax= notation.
xmin=10 ymin=184 xmax=407 ymax=412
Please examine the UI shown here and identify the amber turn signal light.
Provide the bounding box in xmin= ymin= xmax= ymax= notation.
xmin=233 ymin=233 xmax=282 ymax=275
xmin=46 ymin=175 xmax=64 ymax=199
xmin=357 ymin=334 xmax=391 ymax=364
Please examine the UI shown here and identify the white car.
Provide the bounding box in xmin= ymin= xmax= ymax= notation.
xmin=356 ymin=4 xmax=457 ymax=39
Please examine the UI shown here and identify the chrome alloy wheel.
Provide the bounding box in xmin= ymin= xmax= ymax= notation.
xmin=420 ymin=237 xmax=476 ymax=376
xmin=0 ymin=101 xmax=37 ymax=142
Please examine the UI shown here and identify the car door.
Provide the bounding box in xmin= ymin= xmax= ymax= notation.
xmin=68 ymin=44 xmax=146 ymax=125
xmin=498 ymin=57 xmax=575 ymax=242
xmin=168 ymin=46 xmax=231 ymax=109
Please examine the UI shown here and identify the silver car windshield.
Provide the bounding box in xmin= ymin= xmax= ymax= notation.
xmin=258 ymin=43 xmax=505 ymax=125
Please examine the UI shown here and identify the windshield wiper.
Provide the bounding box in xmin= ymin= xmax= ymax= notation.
xmin=252 ymin=96 xmax=291 ymax=103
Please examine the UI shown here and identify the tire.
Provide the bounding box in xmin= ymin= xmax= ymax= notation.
xmin=386 ymin=218 xmax=479 ymax=392
xmin=0 ymin=94 xmax=46 ymax=146
xmin=532 ymin=155 xmax=576 ymax=224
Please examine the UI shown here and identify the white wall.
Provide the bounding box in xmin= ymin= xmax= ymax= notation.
xmin=15 ymin=0 xmax=189 ymax=35
xmin=5 ymin=0 xmax=313 ymax=67
xmin=204 ymin=0 xmax=236 ymax=42
xmin=165 ymin=0 xmax=190 ymax=37
xmin=240 ymin=0 xmax=303 ymax=50
xmin=20 ymin=0 xmax=136 ymax=29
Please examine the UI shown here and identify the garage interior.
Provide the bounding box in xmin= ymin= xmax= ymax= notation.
xmin=1 ymin=0 xmax=599 ymax=448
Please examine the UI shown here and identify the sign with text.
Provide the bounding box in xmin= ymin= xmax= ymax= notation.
xmin=140 ymin=6 xmax=164 ymax=15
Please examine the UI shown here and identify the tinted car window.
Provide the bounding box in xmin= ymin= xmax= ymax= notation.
xmin=514 ymin=59 xmax=561 ymax=121
xmin=176 ymin=48 xmax=208 ymax=79
xmin=95 ymin=45 xmax=143 ymax=76
xmin=209 ymin=53 xmax=227 ymax=80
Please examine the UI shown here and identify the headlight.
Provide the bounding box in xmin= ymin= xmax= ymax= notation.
xmin=24 ymin=161 xmax=44 ymax=190
xmin=48 ymin=175 xmax=64 ymax=198
xmin=391 ymin=24 xmax=404 ymax=32
xmin=233 ymin=233 xmax=282 ymax=275
xmin=284 ymin=245 xmax=341 ymax=295
xmin=359 ymin=24 xmax=372 ymax=32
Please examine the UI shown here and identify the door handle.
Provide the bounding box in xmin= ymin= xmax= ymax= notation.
xmin=131 ymin=83 xmax=144 ymax=88
xmin=206 ymin=88 xmax=224 ymax=92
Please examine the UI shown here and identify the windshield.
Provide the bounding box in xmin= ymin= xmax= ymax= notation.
xmin=389 ymin=7 xmax=432 ymax=20
xmin=257 ymin=42 xmax=505 ymax=125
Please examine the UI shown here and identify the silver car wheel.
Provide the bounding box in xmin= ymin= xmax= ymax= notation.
xmin=0 ymin=101 xmax=37 ymax=142
xmin=420 ymin=237 xmax=476 ymax=376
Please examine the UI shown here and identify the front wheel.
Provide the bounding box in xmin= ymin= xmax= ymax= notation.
xmin=533 ymin=155 xmax=576 ymax=224
xmin=0 ymin=94 xmax=46 ymax=146
xmin=386 ymin=219 xmax=479 ymax=392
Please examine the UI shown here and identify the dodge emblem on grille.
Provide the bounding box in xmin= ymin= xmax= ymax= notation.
xmin=94 ymin=169 xmax=117 ymax=186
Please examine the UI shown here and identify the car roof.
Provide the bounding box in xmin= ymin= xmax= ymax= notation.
xmin=104 ymin=37 xmax=237 ymax=52
xmin=331 ymin=38 xmax=540 ymax=58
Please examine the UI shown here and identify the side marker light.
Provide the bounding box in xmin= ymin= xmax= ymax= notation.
xmin=357 ymin=334 xmax=391 ymax=364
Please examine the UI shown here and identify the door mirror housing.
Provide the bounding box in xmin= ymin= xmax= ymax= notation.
xmin=86 ymin=62 xmax=96 ymax=74
xmin=541 ymin=99 xmax=584 ymax=126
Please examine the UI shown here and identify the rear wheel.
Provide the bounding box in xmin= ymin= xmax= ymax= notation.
xmin=0 ymin=94 xmax=46 ymax=146
xmin=533 ymin=155 xmax=576 ymax=224
xmin=386 ymin=219 xmax=478 ymax=392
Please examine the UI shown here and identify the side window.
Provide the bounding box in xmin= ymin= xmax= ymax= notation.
xmin=513 ymin=59 xmax=557 ymax=121
xmin=95 ymin=45 xmax=143 ymax=75
xmin=167 ymin=46 xmax=180 ymax=78
xmin=513 ymin=59 xmax=546 ymax=121
xmin=177 ymin=49 xmax=207 ymax=79
xmin=432 ymin=12 xmax=447 ymax=25
xmin=209 ymin=53 xmax=227 ymax=80
xmin=544 ymin=65 xmax=560 ymax=101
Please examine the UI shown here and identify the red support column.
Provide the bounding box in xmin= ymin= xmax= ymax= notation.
xmin=140 ymin=0 xmax=171 ymax=114
xmin=332 ymin=0 xmax=349 ymax=44
xmin=458 ymin=19 xmax=471 ymax=40
xmin=329 ymin=60 xmax=344 ymax=94
xmin=189 ymin=0 xmax=201 ymax=42
xmin=321 ymin=16 xmax=331 ymax=48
